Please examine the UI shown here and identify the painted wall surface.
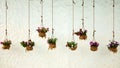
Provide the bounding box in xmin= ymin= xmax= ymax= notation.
xmin=0 ymin=0 xmax=120 ymax=68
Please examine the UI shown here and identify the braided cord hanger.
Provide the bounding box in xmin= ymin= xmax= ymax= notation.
xmin=51 ymin=0 xmax=54 ymax=38
xmin=40 ymin=0 xmax=43 ymax=27
xmin=92 ymin=0 xmax=96 ymax=41
xmin=72 ymin=0 xmax=75 ymax=41
xmin=112 ymin=0 xmax=115 ymax=41
xmin=82 ymin=0 xmax=85 ymax=29
xmin=5 ymin=0 xmax=8 ymax=40
xmin=28 ymin=0 xmax=31 ymax=40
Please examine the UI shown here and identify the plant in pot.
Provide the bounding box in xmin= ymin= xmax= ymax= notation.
xmin=36 ymin=27 xmax=49 ymax=38
xmin=47 ymin=37 xmax=57 ymax=50
xmin=74 ymin=29 xmax=87 ymax=40
xmin=20 ymin=39 xmax=35 ymax=51
xmin=66 ymin=41 xmax=77 ymax=51
xmin=107 ymin=41 xmax=119 ymax=53
xmin=89 ymin=41 xmax=99 ymax=51
xmin=1 ymin=39 xmax=11 ymax=49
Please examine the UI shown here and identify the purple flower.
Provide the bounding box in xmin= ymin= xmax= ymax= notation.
xmin=90 ymin=41 xmax=99 ymax=47
xmin=108 ymin=41 xmax=119 ymax=48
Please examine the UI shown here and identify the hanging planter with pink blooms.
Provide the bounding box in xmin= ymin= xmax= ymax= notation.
xmin=37 ymin=27 xmax=49 ymax=38
xmin=37 ymin=0 xmax=49 ymax=38
xmin=20 ymin=40 xmax=35 ymax=51
xmin=20 ymin=0 xmax=35 ymax=51
xmin=1 ymin=40 xmax=11 ymax=49
xmin=1 ymin=0 xmax=12 ymax=50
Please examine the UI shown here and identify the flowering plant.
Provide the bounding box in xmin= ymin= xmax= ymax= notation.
xmin=90 ymin=41 xmax=99 ymax=47
xmin=37 ymin=27 xmax=49 ymax=38
xmin=1 ymin=40 xmax=11 ymax=46
xmin=1 ymin=39 xmax=12 ymax=49
xmin=20 ymin=40 xmax=35 ymax=47
xmin=37 ymin=27 xmax=49 ymax=33
xmin=107 ymin=40 xmax=119 ymax=53
xmin=66 ymin=41 xmax=77 ymax=50
xmin=107 ymin=41 xmax=119 ymax=48
xmin=89 ymin=41 xmax=99 ymax=51
xmin=20 ymin=40 xmax=35 ymax=51
xmin=74 ymin=29 xmax=87 ymax=40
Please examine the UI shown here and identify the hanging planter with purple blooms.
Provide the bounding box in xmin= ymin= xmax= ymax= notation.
xmin=107 ymin=0 xmax=119 ymax=53
xmin=90 ymin=41 xmax=99 ymax=51
xmin=107 ymin=41 xmax=119 ymax=53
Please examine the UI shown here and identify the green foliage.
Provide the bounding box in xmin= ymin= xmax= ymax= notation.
xmin=2 ymin=40 xmax=11 ymax=46
xmin=20 ymin=40 xmax=35 ymax=47
xmin=20 ymin=41 xmax=27 ymax=47
xmin=47 ymin=38 xmax=57 ymax=44
xmin=67 ymin=41 xmax=77 ymax=48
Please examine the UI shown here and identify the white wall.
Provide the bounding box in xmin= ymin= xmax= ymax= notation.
xmin=0 ymin=0 xmax=120 ymax=68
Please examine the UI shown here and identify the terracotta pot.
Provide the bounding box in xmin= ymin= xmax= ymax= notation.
xmin=79 ymin=35 xmax=87 ymax=40
xmin=90 ymin=46 xmax=98 ymax=51
xmin=70 ymin=46 xmax=77 ymax=51
xmin=108 ymin=47 xmax=117 ymax=53
xmin=48 ymin=44 xmax=56 ymax=50
xmin=26 ymin=45 xmax=33 ymax=51
xmin=39 ymin=32 xmax=46 ymax=38
xmin=2 ymin=45 xmax=10 ymax=49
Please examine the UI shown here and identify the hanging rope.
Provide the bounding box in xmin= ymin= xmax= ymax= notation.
xmin=51 ymin=0 xmax=54 ymax=38
xmin=112 ymin=0 xmax=115 ymax=41
xmin=82 ymin=0 xmax=84 ymax=29
xmin=40 ymin=0 xmax=43 ymax=27
xmin=28 ymin=0 xmax=31 ymax=40
xmin=5 ymin=0 xmax=8 ymax=40
xmin=92 ymin=0 xmax=96 ymax=41
xmin=72 ymin=0 xmax=75 ymax=41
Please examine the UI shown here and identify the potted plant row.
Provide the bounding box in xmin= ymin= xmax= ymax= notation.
xmin=20 ymin=39 xmax=35 ymax=51
xmin=74 ymin=29 xmax=87 ymax=40
xmin=1 ymin=39 xmax=12 ymax=49
xmin=107 ymin=40 xmax=119 ymax=53
xmin=89 ymin=41 xmax=99 ymax=51
xmin=66 ymin=41 xmax=77 ymax=51
xmin=37 ymin=27 xmax=49 ymax=38
xmin=47 ymin=37 xmax=57 ymax=50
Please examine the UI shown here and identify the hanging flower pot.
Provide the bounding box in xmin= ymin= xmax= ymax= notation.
xmin=47 ymin=38 xmax=57 ymax=50
xmin=66 ymin=41 xmax=77 ymax=51
xmin=107 ymin=41 xmax=119 ymax=53
xmin=90 ymin=41 xmax=99 ymax=51
xmin=75 ymin=29 xmax=87 ymax=40
xmin=1 ymin=39 xmax=11 ymax=49
xmin=37 ymin=27 xmax=49 ymax=38
xmin=26 ymin=45 xmax=33 ymax=51
xmin=20 ymin=40 xmax=35 ymax=51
